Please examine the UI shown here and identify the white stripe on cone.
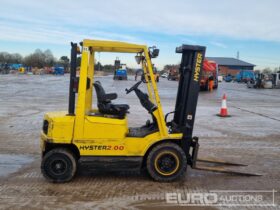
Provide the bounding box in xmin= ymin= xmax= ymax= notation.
xmin=221 ymin=99 xmax=227 ymax=108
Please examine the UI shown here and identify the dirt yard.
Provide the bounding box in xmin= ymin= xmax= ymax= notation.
xmin=0 ymin=74 xmax=279 ymax=209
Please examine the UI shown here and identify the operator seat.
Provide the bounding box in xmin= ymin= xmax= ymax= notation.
xmin=93 ymin=81 xmax=129 ymax=118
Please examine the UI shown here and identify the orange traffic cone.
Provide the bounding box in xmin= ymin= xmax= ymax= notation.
xmin=218 ymin=94 xmax=230 ymax=117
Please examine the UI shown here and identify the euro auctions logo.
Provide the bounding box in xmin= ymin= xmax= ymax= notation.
xmin=166 ymin=192 xmax=217 ymax=205
xmin=166 ymin=190 xmax=277 ymax=207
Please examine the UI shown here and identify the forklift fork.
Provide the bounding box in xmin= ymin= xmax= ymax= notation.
xmin=190 ymin=137 xmax=262 ymax=176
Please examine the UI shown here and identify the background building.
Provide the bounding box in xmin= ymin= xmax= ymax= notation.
xmin=207 ymin=57 xmax=255 ymax=76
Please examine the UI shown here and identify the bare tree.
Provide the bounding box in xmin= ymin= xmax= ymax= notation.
xmin=58 ymin=56 xmax=70 ymax=71
xmin=273 ymin=67 xmax=280 ymax=73
xmin=0 ymin=52 xmax=23 ymax=64
xmin=23 ymin=49 xmax=56 ymax=68
xmin=44 ymin=49 xmax=55 ymax=67
xmin=23 ymin=54 xmax=34 ymax=67
xmin=0 ymin=52 xmax=12 ymax=63
xmin=262 ymin=67 xmax=272 ymax=74
xmin=11 ymin=53 xmax=23 ymax=63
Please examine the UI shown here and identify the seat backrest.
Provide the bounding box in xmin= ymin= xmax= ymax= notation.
xmin=93 ymin=81 xmax=109 ymax=103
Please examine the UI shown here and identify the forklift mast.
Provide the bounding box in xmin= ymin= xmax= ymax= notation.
xmin=172 ymin=45 xmax=206 ymax=144
xmin=68 ymin=43 xmax=78 ymax=115
xmin=114 ymin=57 xmax=121 ymax=70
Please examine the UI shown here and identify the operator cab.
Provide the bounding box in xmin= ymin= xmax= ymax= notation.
xmin=89 ymin=46 xmax=161 ymax=137
xmin=67 ymin=41 xmax=162 ymax=138
xmin=93 ymin=79 xmax=159 ymax=137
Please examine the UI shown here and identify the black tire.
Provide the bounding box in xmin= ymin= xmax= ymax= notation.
xmin=41 ymin=148 xmax=77 ymax=183
xmin=156 ymin=77 xmax=159 ymax=82
xmin=146 ymin=143 xmax=187 ymax=182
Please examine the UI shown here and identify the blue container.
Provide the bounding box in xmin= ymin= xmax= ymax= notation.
xmin=116 ymin=69 xmax=127 ymax=76
xmin=236 ymin=71 xmax=255 ymax=82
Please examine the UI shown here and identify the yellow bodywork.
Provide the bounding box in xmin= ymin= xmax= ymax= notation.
xmin=41 ymin=39 xmax=183 ymax=157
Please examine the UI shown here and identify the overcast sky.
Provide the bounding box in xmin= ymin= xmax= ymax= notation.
xmin=0 ymin=0 xmax=279 ymax=69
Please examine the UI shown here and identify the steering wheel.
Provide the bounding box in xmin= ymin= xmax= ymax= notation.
xmin=125 ymin=81 xmax=142 ymax=94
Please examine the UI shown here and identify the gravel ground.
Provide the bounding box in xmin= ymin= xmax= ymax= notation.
xmin=0 ymin=74 xmax=279 ymax=209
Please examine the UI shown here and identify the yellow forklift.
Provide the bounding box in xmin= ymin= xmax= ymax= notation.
xmin=41 ymin=40 xmax=259 ymax=182
xmin=141 ymin=64 xmax=160 ymax=83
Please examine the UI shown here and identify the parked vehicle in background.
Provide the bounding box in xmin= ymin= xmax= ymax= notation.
xmin=272 ymin=72 xmax=280 ymax=88
xmin=166 ymin=59 xmax=219 ymax=91
xmin=0 ymin=63 xmax=25 ymax=74
xmin=10 ymin=63 xmax=23 ymax=70
xmin=168 ymin=68 xmax=179 ymax=80
xmin=247 ymin=73 xmax=273 ymax=89
xmin=114 ymin=68 xmax=127 ymax=80
xmin=54 ymin=66 xmax=64 ymax=75
xmin=0 ymin=63 xmax=10 ymax=74
xmin=200 ymin=59 xmax=218 ymax=90
xmin=218 ymin=75 xmax=223 ymax=82
xmin=224 ymin=74 xmax=233 ymax=82
xmin=141 ymin=65 xmax=159 ymax=82
xmin=113 ymin=58 xmax=128 ymax=80
xmin=161 ymin=73 xmax=168 ymax=78
xmin=235 ymin=70 xmax=255 ymax=83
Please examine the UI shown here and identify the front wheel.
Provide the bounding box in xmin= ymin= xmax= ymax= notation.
xmin=41 ymin=148 xmax=77 ymax=183
xmin=146 ymin=143 xmax=187 ymax=182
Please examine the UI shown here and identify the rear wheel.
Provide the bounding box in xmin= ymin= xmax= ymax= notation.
xmin=146 ymin=143 xmax=187 ymax=182
xmin=41 ymin=148 xmax=77 ymax=183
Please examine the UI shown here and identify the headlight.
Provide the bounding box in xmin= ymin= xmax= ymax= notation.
xmin=42 ymin=120 xmax=49 ymax=134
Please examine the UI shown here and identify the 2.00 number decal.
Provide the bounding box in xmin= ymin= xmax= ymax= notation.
xmin=79 ymin=145 xmax=124 ymax=151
